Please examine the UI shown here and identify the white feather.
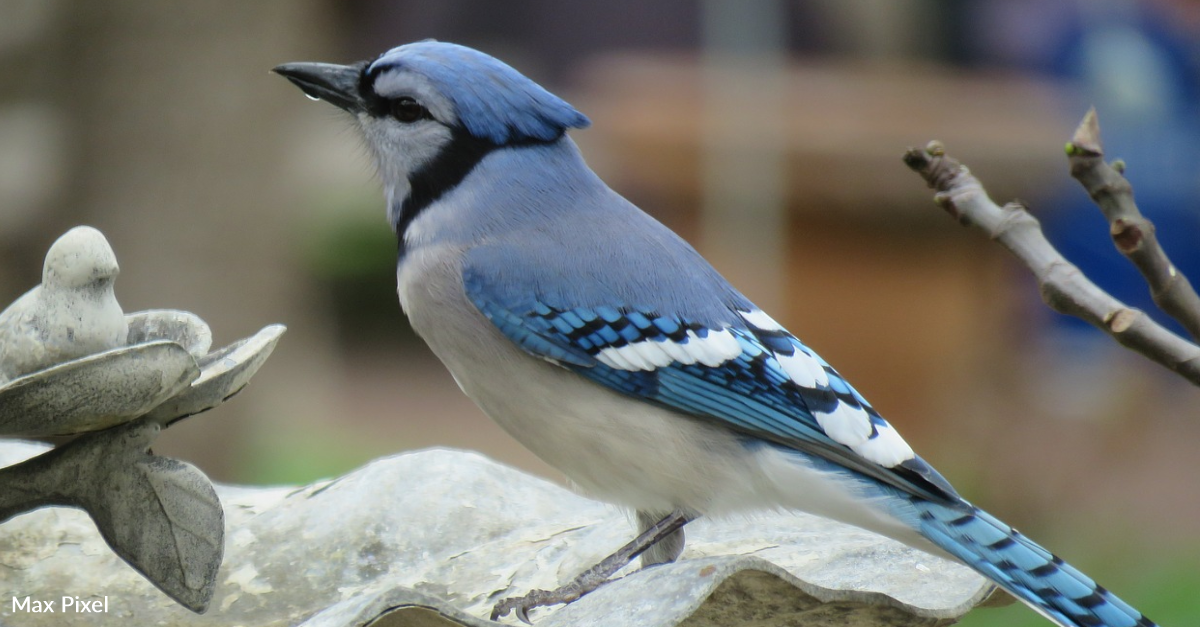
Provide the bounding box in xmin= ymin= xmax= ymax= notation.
xmin=851 ymin=423 xmax=915 ymax=468
xmin=658 ymin=338 xmax=698 ymax=364
xmin=814 ymin=402 xmax=874 ymax=448
xmin=796 ymin=347 xmax=829 ymax=387
xmin=596 ymin=347 xmax=638 ymax=371
xmin=630 ymin=339 xmax=674 ymax=369
xmin=775 ymin=350 xmax=825 ymax=389
xmin=689 ymin=328 xmax=743 ymax=367
xmin=621 ymin=344 xmax=656 ymax=370
xmin=596 ymin=327 xmax=743 ymax=371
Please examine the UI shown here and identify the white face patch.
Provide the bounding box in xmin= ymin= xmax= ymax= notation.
xmin=359 ymin=114 xmax=454 ymax=197
xmin=595 ymin=328 xmax=743 ymax=371
xmin=850 ymin=422 xmax=915 ymax=468
xmin=739 ymin=309 xmax=784 ymax=332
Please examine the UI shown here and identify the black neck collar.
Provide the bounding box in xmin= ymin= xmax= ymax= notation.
xmin=393 ymin=128 xmax=562 ymax=262
xmin=395 ymin=127 xmax=497 ymax=241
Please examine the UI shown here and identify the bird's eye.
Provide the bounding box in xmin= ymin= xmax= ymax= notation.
xmin=390 ymin=97 xmax=429 ymax=123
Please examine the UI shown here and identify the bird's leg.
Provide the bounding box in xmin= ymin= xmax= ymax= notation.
xmin=490 ymin=510 xmax=694 ymax=623
xmin=635 ymin=510 xmax=686 ymax=567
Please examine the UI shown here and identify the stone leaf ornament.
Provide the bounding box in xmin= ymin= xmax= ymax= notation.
xmin=0 ymin=226 xmax=286 ymax=613
xmin=0 ymin=421 xmax=222 ymax=613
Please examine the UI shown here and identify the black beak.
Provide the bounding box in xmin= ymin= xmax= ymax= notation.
xmin=273 ymin=62 xmax=365 ymax=114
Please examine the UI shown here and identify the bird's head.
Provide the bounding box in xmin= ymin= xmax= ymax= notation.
xmin=42 ymin=226 xmax=120 ymax=290
xmin=274 ymin=41 xmax=590 ymax=225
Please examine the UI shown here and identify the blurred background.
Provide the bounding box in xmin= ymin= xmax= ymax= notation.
xmin=1 ymin=0 xmax=1197 ymax=624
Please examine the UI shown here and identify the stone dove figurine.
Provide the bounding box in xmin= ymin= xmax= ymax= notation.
xmin=0 ymin=226 xmax=128 ymax=383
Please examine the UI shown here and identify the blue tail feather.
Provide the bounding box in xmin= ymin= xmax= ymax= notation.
xmin=911 ymin=499 xmax=1155 ymax=627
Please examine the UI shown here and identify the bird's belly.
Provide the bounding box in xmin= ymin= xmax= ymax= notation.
xmin=458 ymin=354 xmax=771 ymax=513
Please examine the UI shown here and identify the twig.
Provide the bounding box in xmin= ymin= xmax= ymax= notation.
xmin=902 ymin=141 xmax=1200 ymax=386
xmin=1066 ymin=107 xmax=1200 ymax=341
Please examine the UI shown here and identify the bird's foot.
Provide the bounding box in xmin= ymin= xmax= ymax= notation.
xmin=489 ymin=571 xmax=608 ymax=624
xmin=490 ymin=510 xmax=694 ymax=623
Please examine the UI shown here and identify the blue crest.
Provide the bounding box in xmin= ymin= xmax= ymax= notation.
xmin=368 ymin=41 xmax=591 ymax=145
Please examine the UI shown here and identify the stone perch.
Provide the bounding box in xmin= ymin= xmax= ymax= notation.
xmin=0 ymin=444 xmax=997 ymax=627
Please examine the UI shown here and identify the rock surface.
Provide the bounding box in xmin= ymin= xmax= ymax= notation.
xmin=0 ymin=441 xmax=994 ymax=627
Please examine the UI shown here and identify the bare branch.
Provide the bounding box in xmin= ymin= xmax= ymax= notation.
xmin=902 ymin=143 xmax=1200 ymax=386
xmin=1066 ymin=107 xmax=1200 ymax=340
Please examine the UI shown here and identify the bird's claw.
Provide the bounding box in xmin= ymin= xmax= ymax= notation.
xmin=490 ymin=512 xmax=693 ymax=622
xmin=490 ymin=585 xmax=584 ymax=623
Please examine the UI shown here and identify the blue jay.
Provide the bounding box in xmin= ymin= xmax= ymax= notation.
xmin=275 ymin=42 xmax=1156 ymax=627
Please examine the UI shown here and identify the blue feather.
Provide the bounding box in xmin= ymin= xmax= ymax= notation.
xmin=900 ymin=497 xmax=1154 ymax=627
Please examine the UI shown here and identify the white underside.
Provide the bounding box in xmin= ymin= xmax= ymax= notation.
xmin=397 ymin=241 xmax=944 ymax=558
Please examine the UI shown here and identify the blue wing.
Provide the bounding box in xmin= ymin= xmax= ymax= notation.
xmin=463 ymin=267 xmax=959 ymax=503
